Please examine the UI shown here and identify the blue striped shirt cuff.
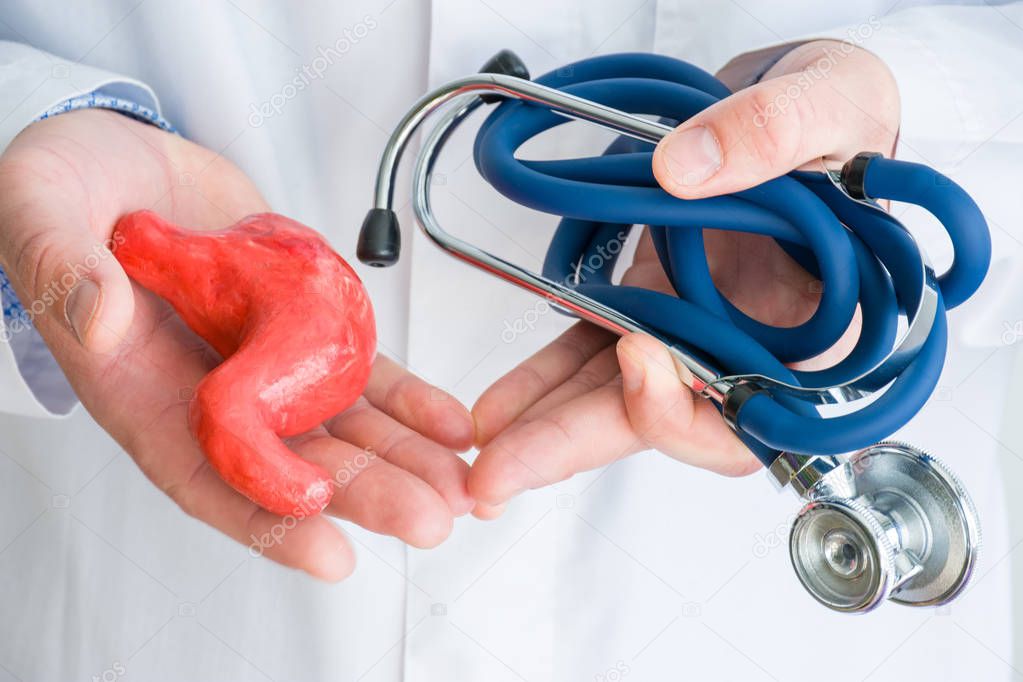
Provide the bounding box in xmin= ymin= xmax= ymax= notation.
xmin=36 ymin=91 xmax=176 ymax=133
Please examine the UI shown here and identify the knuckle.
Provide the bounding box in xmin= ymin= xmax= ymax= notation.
xmin=162 ymin=459 xmax=211 ymax=519
xmin=563 ymin=321 xmax=615 ymax=356
xmin=633 ymin=418 xmax=673 ymax=451
xmin=13 ymin=227 xmax=62 ymax=302
xmin=630 ymin=392 xmax=697 ymax=449
xmin=564 ymin=367 xmax=605 ymax=392
xmin=382 ymin=373 xmax=421 ymax=416
xmin=0 ymin=142 xmax=91 ymax=214
xmin=548 ymin=338 xmax=585 ymax=368
xmin=742 ymin=85 xmax=806 ymax=167
xmin=715 ymin=453 xmax=762 ymax=478
xmin=324 ymin=397 xmax=372 ymax=432
xmin=508 ymin=362 xmax=550 ymax=396
xmin=534 ymin=413 xmax=575 ymax=449
xmin=377 ymin=429 xmax=417 ymax=459
xmin=241 ymin=504 xmax=267 ymax=543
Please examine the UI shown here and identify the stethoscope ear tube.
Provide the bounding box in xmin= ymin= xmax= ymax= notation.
xmin=356 ymin=49 xmax=532 ymax=267
xmin=363 ymin=49 xmax=988 ymax=613
xmin=729 ymin=298 xmax=947 ymax=457
xmin=851 ymin=153 xmax=991 ymax=307
xmin=730 ymin=151 xmax=990 ymax=457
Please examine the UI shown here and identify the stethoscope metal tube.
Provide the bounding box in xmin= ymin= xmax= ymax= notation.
xmin=358 ymin=50 xmax=983 ymax=613
xmin=414 ymin=91 xmax=731 ymax=401
xmin=360 ymin=72 xmax=942 ymax=409
xmin=361 ymin=79 xmax=733 ymax=402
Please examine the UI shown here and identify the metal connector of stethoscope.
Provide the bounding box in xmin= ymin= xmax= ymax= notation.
xmin=357 ymin=50 xmax=986 ymax=613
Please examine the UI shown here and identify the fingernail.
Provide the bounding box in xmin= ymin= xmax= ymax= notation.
xmin=65 ymin=279 xmax=101 ymax=344
xmin=472 ymin=501 xmax=507 ymax=521
xmin=447 ymin=484 xmax=476 ymax=517
xmin=307 ymin=541 xmax=354 ymax=582
xmin=617 ymin=342 xmax=646 ymax=393
xmin=671 ymin=355 xmax=694 ymax=387
xmin=661 ymin=126 xmax=721 ymax=187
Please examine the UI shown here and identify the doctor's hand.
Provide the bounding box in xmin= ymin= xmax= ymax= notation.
xmin=469 ymin=41 xmax=899 ymax=512
xmin=0 ymin=109 xmax=474 ymax=579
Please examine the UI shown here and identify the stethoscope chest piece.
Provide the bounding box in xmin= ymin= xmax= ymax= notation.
xmin=790 ymin=442 xmax=981 ymax=612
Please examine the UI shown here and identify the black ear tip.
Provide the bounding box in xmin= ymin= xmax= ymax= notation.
xmin=359 ymin=52 xmax=528 ymax=265
xmin=478 ymin=49 xmax=530 ymax=104
xmin=357 ymin=208 xmax=401 ymax=267
xmin=840 ymin=151 xmax=881 ymax=201
xmin=479 ymin=49 xmax=530 ymax=80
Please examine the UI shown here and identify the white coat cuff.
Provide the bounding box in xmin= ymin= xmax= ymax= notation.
xmin=0 ymin=41 xmax=164 ymax=151
xmin=0 ymin=41 xmax=166 ymax=417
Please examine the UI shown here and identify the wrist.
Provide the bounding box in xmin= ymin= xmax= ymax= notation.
xmin=35 ymin=89 xmax=175 ymax=134
xmin=763 ymin=39 xmax=888 ymax=80
xmin=763 ymin=40 xmax=900 ymax=158
xmin=715 ymin=41 xmax=811 ymax=91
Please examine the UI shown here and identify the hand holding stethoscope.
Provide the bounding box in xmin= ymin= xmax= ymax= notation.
xmin=469 ymin=40 xmax=901 ymax=511
xmin=363 ymin=39 xmax=984 ymax=610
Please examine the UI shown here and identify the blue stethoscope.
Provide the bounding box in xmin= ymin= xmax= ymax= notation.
xmin=359 ymin=50 xmax=986 ymax=613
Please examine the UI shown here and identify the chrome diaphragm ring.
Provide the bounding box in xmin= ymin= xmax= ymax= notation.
xmin=791 ymin=496 xmax=897 ymax=612
xmin=856 ymin=442 xmax=981 ymax=607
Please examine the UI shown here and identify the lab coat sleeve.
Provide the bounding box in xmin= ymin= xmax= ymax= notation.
xmin=813 ymin=4 xmax=1023 ymax=348
xmin=0 ymin=41 xmax=165 ymax=417
xmin=814 ymin=5 xmax=1023 ymax=161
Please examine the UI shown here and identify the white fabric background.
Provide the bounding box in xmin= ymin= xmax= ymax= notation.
xmin=0 ymin=1 xmax=1019 ymax=680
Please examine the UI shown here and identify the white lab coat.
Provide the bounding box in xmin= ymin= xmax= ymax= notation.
xmin=0 ymin=2 xmax=1020 ymax=680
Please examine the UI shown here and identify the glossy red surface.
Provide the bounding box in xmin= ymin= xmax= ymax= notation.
xmin=114 ymin=211 xmax=376 ymax=516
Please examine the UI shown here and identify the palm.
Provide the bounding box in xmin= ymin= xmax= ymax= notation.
xmin=468 ymin=228 xmax=826 ymax=506
xmin=0 ymin=110 xmax=474 ymax=579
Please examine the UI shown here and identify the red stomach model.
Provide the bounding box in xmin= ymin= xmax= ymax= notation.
xmin=114 ymin=211 xmax=376 ymax=516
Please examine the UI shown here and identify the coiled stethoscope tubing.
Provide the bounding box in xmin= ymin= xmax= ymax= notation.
xmin=358 ymin=50 xmax=986 ymax=613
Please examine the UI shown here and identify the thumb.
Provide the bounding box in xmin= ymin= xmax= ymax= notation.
xmin=3 ymin=210 xmax=134 ymax=353
xmin=652 ymin=61 xmax=895 ymax=199
xmin=616 ymin=333 xmax=759 ymax=477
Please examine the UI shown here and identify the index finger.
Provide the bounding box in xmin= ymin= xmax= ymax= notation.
xmin=472 ymin=322 xmax=616 ymax=446
xmin=468 ymin=382 xmax=643 ymax=506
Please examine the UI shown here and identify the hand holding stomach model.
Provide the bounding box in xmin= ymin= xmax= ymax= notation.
xmin=0 ymin=108 xmax=474 ymax=580
xmin=113 ymin=211 xmax=377 ymax=516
